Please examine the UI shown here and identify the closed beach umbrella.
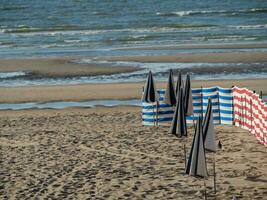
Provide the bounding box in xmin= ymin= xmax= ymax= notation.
xmin=184 ymin=73 xmax=193 ymax=116
xmin=175 ymin=72 xmax=183 ymax=98
xmin=203 ymin=98 xmax=216 ymax=152
xmin=142 ymin=70 xmax=158 ymax=103
xmin=164 ymin=69 xmax=176 ymax=106
xmin=169 ymin=87 xmax=187 ymax=137
xmin=185 ymin=116 xmax=208 ymax=178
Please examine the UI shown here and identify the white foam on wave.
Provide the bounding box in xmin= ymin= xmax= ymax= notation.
xmin=64 ymin=39 xmax=81 ymax=43
xmin=228 ymin=24 xmax=267 ymax=30
xmin=0 ymin=71 xmax=27 ymax=79
xmin=156 ymin=7 xmax=267 ymax=17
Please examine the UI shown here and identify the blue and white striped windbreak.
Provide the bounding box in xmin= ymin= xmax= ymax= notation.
xmin=142 ymin=87 xmax=233 ymax=126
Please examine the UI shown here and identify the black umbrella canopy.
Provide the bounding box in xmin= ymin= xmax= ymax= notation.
xmin=142 ymin=70 xmax=158 ymax=103
xmin=185 ymin=116 xmax=208 ymax=178
xmin=164 ymin=69 xmax=176 ymax=106
xmin=175 ymin=72 xmax=183 ymax=99
xmin=184 ymin=73 xmax=193 ymax=116
xmin=203 ymin=98 xmax=216 ymax=152
xmin=169 ymin=87 xmax=187 ymax=137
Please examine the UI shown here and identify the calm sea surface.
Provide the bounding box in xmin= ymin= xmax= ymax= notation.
xmin=0 ymin=0 xmax=267 ymax=85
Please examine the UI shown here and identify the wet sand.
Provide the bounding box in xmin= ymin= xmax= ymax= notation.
xmin=105 ymin=52 xmax=267 ymax=63
xmin=1 ymin=51 xmax=267 ymax=79
xmin=119 ymin=42 xmax=267 ymax=50
xmin=1 ymin=107 xmax=267 ymax=199
xmin=0 ymin=57 xmax=139 ymax=78
xmin=0 ymin=78 xmax=266 ymax=103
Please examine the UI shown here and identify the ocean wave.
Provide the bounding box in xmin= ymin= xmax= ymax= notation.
xmin=2 ymin=26 xmax=84 ymax=34
xmin=0 ymin=71 xmax=27 ymax=79
xmin=0 ymin=5 xmax=28 ymax=11
xmin=64 ymin=39 xmax=82 ymax=43
xmin=191 ymin=35 xmax=261 ymax=42
xmin=110 ymin=35 xmax=159 ymax=44
xmin=228 ymin=24 xmax=267 ymax=30
xmin=156 ymin=8 xmax=267 ymax=17
xmin=1 ymin=25 xmax=215 ymax=37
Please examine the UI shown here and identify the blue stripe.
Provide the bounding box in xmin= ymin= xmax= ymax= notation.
xmin=186 ymin=116 xmax=233 ymax=121
xmin=193 ymin=102 xmax=220 ymax=106
xmin=193 ymin=102 xmax=232 ymax=107
xmin=142 ymin=110 xmax=174 ymax=115
xmin=220 ymin=110 xmax=233 ymax=114
xmin=193 ymin=94 xmax=218 ymax=100
xmin=218 ymin=88 xmax=232 ymax=93
xmin=192 ymin=88 xmax=217 ymax=93
xmin=219 ymin=95 xmax=233 ymax=100
xmin=220 ymin=102 xmax=233 ymax=107
xmin=142 ymin=117 xmax=173 ymax=122
xmin=143 ymin=116 xmax=233 ymax=122
xmin=158 ymin=90 xmax=165 ymax=94
xmin=142 ymin=109 xmax=233 ymax=115
xmin=193 ymin=95 xmax=232 ymax=100
xmin=142 ymin=104 xmax=172 ymax=109
xmin=192 ymin=109 xmax=233 ymax=114
xmin=220 ymin=116 xmax=233 ymax=121
xmin=192 ymin=87 xmax=232 ymax=94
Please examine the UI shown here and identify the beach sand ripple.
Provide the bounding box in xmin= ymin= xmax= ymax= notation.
xmin=1 ymin=107 xmax=266 ymax=199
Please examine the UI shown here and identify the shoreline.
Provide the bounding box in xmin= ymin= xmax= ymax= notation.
xmin=0 ymin=57 xmax=140 ymax=78
xmin=0 ymin=78 xmax=266 ymax=104
xmin=104 ymin=51 xmax=267 ymax=63
xmin=0 ymin=51 xmax=267 ymax=79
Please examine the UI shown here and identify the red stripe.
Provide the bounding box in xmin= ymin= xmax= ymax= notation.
xmin=232 ymin=87 xmax=267 ymax=146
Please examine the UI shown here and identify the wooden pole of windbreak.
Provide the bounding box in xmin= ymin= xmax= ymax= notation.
xmin=260 ymin=91 xmax=263 ymax=100
xmin=250 ymin=98 xmax=253 ymax=131
xmin=241 ymin=96 xmax=244 ymax=128
xmin=213 ymin=153 xmax=217 ymax=194
xmin=232 ymin=86 xmax=235 ymax=126
xmin=217 ymin=90 xmax=221 ymax=124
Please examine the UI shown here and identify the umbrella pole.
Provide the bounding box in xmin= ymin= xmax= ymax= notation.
xmin=213 ymin=153 xmax=217 ymax=194
xmin=192 ymin=114 xmax=196 ymax=130
xmin=183 ymin=142 xmax=187 ymax=169
xmin=203 ymin=179 xmax=207 ymax=200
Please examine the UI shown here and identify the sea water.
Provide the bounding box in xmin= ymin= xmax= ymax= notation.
xmin=0 ymin=0 xmax=267 ymax=86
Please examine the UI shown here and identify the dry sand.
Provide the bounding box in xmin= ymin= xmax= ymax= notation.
xmin=0 ymin=79 xmax=266 ymax=103
xmin=1 ymin=107 xmax=267 ymax=199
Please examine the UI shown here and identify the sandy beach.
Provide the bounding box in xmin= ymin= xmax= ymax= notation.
xmin=1 ymin=107 xmax=267 ymax=199
xmin=2 ymin=0 xmax=267 ymax=199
